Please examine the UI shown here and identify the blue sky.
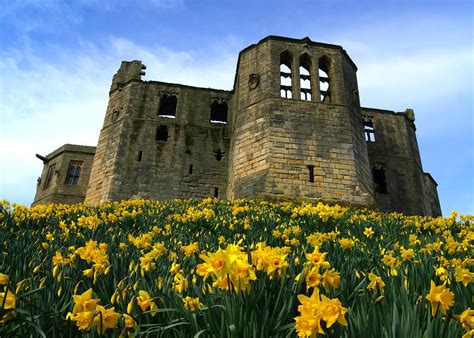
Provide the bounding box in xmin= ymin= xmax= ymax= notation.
xmin=0 ymin=0 xmax=472 ymax=215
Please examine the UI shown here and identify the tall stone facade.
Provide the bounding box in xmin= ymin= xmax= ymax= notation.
xmin=32 ymin=36 xmax=441 ymax=216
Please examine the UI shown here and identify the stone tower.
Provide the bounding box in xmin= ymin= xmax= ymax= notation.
xmin=228 ymin=36 xmax=375 ymax=206
xmin=85 ymin=61 xmax=232 ymax=204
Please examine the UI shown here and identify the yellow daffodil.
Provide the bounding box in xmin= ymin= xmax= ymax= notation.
xmin=363 ymin=227 xmax=374 ymax=238
xmin=367 ymin=273 xmax=385 ymax=293
xmin=425 ymin=280 xmax=455 ymax=316
xmin=183 ymin=296 xmax=204 ymax=312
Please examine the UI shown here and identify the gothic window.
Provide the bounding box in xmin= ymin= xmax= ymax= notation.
xmin=158 ymin=94 xmax=177 ymax=117
xmin=318 ymin=56 xmax=331 ymax=103
xmin=65 ymin=161 xmax=83 ymax=185
xmin=372 ymin=164 xmax=388 ymax=194
xmin=137 ymin=151 xmax=143 ymax=162
xmin=363 ymin=116 xmax=375 ymax=142
xmin=43 ymin=164 xmax=56 ymax=190
xmin=280 ymin=51 xmax=292 ymax=99
xmin=299 ymin=53 xmax=312 ymax=101
xmin=210 ymin=100 xmax=228 ymax=123
xmin=156 ymin=125 xmax=169 ymax=141
xmin=214 ymin=187 xmax=219 ymax=198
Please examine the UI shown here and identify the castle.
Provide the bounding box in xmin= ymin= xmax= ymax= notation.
xmin=32 ymin=36 xmax=441 ymax=216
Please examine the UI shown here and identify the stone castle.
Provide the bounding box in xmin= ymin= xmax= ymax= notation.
xmin=32 ymin=36 xmax=441 ymax=216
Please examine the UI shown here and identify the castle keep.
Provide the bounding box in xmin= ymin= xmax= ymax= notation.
xmin=32 ymin=36 xmax=441 ymax=216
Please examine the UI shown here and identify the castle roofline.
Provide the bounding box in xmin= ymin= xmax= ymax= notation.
xmin=43 ymin=144 xmax=96 ymax=162
xmin=144 ymin=80 xmax=233 ymax=93
xmin=362 ymin=106 xmax=407 ymax=116
xmin=233 ymin=35 xmax=358 ymax=92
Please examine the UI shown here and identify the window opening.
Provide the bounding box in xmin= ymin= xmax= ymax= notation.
xmin=307 ymin=165 xmax=315 ymax=183
xmin=318 ymin=56 xmax=331 ymax=103
xmin=299 ymin=54 xmax=312 ymax=101
xmin=158 ymin=94 xmax=177 ymax=117
xmin=363 ymin=117 xmax=375 ymax=142
xmin=280 ymin=51 xmax=292 ymax=99
xmin=214 ymin=148 xmax=224 ymax=161
xmin=372 ymin=164 xmax=388 ymax=194
xmin=43 ymin=164 xmax=56 ymax=190
xmin=65 ymin=161 xmax=83 ymax=185
xmin=156 ymin=125 xmax=169 ymax=141
xmin=189 ymin=164 xmax=193 ymax=175
xmin=214 ymin=187 xmax=219 ymax=198
xmin=137 ymin=151 xmax=143 ymax=162
xmin=210 ymin=101 xmax=228 ymax=123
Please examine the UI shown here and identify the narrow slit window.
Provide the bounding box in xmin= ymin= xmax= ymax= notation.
xmin=299 ymin=54 xmax=312 ymax=101
xmin=372 ymin=164 xmax=388 ymax=194
xmin=280 ymin=51 xmax=292 ymax=99
xmin=65 ymin=161 xmax=83 ymax=185
xmin=43 ymin=164 xmax=56 ymax=190
xmin=189 ymin=164 xmax=193 ymax=175
xmin=137 ymin=151 xmax=143 ymax=162
xmin=214 ymin=148 xmax=224 ymax=161
xmin=156 ymin=125 xmax=169 ymax=141
xmin=158 ymin=94 xmax=177 ymax=117
xmin=214 ymin=187 xmax=219 ymax=198
xmin=210 ymin=101 xmax=228 ymax=123
xmin=318 ymin=56 xmax=331 ymax=103
xmin=307 ymin=165 xmax=315 ymax=183
xmin=363 ymin=117 xmax=375 ymax=142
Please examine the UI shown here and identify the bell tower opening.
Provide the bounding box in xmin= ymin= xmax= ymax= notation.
xmin=299 ymin=53 xmax=312 ymax=101
xmin=280 ymin=51 xmax=293 ymax=99
xmin=318 ymin=56 xmax=331 ymax=103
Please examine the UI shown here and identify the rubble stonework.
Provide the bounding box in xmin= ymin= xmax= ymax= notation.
xmin=32 ymin=36 xmax=441 ymax=216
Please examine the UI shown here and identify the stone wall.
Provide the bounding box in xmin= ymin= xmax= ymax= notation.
xmin=362 ymin=107 xmax=441 ymax=215
xmin=86 ymin=62 xmax=232 ymax=203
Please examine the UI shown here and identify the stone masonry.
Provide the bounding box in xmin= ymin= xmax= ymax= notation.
xmin=32 ymin=36 xmax=441 ymax=216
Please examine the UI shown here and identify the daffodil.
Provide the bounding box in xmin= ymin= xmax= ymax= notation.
xmin=137 ymin=290 xmax=158 ymax=315
xmin=72 ymin=288 xmax=100 ymax=314
xmin=425 ymin=280 xmax=455 ymax=316
xmin=94 ymin=305 xmax=121 ymax=334
xmin=0 ymin=273 xmax=9 ymax=285
xmin=367 ymin=273 xmax=385 ymax=293
xmin=183 ymin=296 xmax=204 ymax=312
xmin=363 ymin=227 xmax=374 ymax=238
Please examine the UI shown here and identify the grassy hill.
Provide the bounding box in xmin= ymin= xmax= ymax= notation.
xmin=0 ymin=199 xmax=472 ymax=337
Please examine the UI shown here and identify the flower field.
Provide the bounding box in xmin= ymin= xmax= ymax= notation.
xmin=0 ymin=198 xmax=472 ymax=337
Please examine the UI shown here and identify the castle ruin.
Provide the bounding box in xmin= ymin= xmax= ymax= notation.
xmin=32 ymin=36 xmax=441 ymax=216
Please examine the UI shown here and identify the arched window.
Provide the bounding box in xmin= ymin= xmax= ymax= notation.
xmin=299 ymin=53 xmax=312 ymax=101
xmin=363 ymin=116 xmax=375 ymax=142
xmin=372 ymin=164 xmax=388 ymax=194
xmin=158 ymin=94 xmax=177 ymax=117
xmin=280 ymin=51 xmax=292 ymax=99
xmin=318 ymin=56 xmax=331 ymax=103
xmin=210 ymin=100 xmax=228 ymax=123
